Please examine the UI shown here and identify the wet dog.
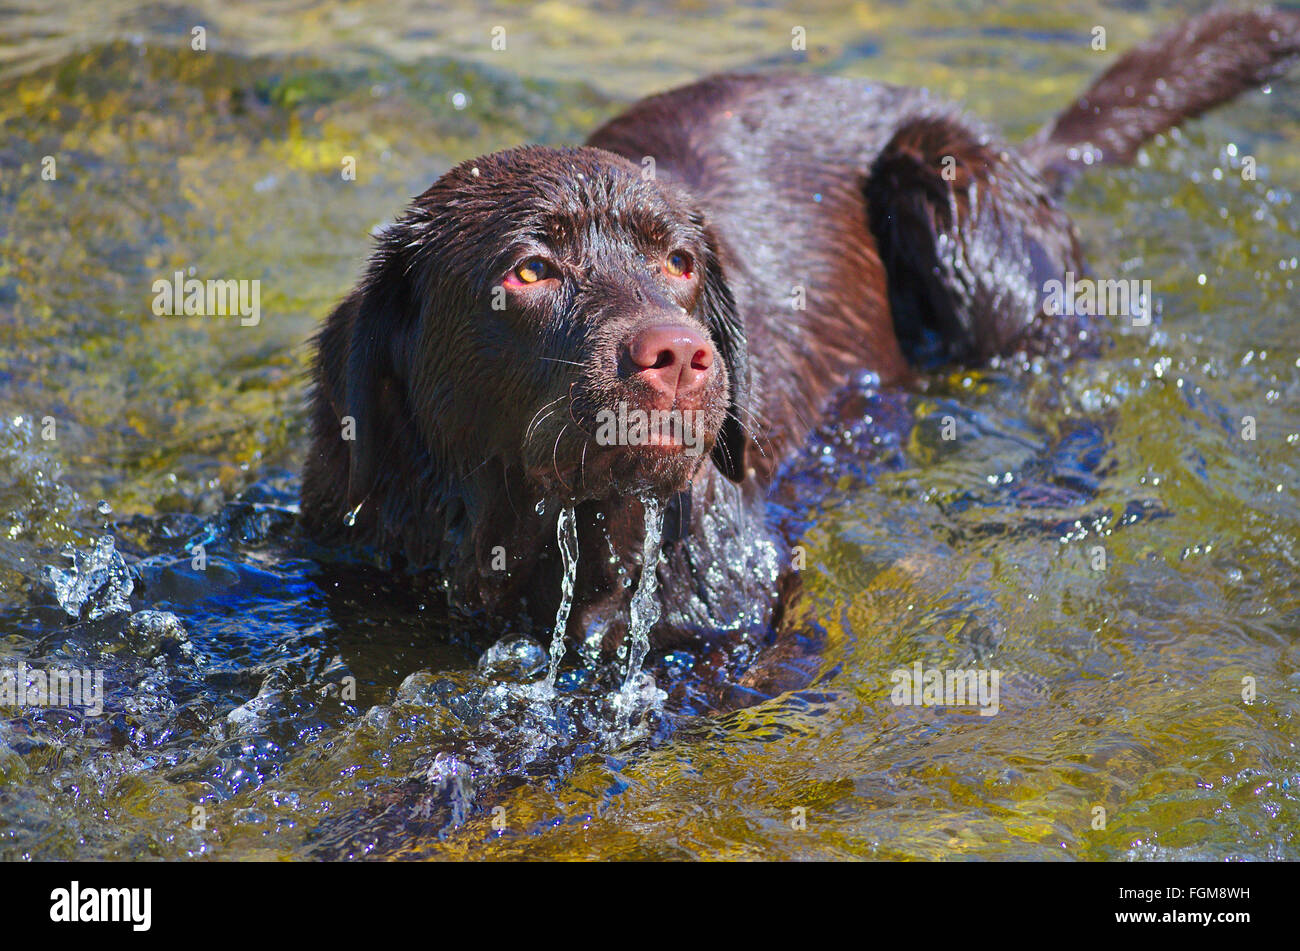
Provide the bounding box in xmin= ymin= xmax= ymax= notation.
xmin=302 ymin=6 xmax=1299 ymax=670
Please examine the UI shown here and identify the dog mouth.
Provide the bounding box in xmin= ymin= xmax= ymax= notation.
xmin=598 ymin=403 xmax=712 ymax=452
xmin=524 ymin=395 xmax=723 ymax=500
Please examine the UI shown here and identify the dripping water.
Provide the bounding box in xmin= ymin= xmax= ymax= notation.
xmin=622 ymin=495 xmax=664 ymax=690
xmin=607 ymin=495 xmax=667 ymax=734
xmin=544 ymin=503 xmax=579 ymax=689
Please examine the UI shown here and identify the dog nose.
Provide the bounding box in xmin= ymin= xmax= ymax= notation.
xmin=622 ymin=324 xmax=714 ymax=402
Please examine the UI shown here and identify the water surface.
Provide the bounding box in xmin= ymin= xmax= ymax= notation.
xmin=1 ymin=0 xmax=1298 ymax=860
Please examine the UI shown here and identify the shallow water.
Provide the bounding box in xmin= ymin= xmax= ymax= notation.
xmin=1 ymin=0 xmax=1298 ymax=860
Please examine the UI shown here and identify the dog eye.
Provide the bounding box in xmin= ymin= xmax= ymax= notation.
xmin=514 ymin=258 xmax=550 ymax=284
xmin=664 ymin=251 xmax=693 ymax=278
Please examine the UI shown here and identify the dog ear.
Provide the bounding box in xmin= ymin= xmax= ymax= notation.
xmin=343 ymin=238 xmax=419 ymax=510
xmin=696 ymin=230 xmax=749 ymax=483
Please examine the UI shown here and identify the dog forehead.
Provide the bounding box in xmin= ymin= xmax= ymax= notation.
xmin=539 ymin=191 xmax=681 ymax=251
xmin=458 ymin=147 xmax=687 ymax=243
xmin=533 ymin=161 xmax=684 ymax=245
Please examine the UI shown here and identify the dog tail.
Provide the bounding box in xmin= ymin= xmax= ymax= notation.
xmin=1025 ymin=5 xmax=1300 ymax=182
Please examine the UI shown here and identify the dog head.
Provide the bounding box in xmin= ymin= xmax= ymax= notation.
xmin=340 ymin=146 xmax=749 ymax=510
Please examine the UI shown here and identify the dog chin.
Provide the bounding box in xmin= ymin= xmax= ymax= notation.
xmin=608 ymin=442 xmax=709 ymax=497
xmin=528 ymin=440 xmax=712 ymax=504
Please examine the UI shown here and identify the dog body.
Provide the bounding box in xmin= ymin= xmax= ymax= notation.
xmin=302 ymin=7 xmax=1299 ymax=656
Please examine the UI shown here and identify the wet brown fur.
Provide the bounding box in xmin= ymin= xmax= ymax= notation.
xmin=302 ymin=6 xmax=1299 ymax=663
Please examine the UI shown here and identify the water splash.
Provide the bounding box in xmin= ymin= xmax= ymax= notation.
xmin=419 ymin=751 xmax=476 ymax=829
xmin=622 ymin=495 xmax=664 ymax=690
xmin=44 ymin=534 xmax=134 ymax=620
xmin=608 ymin=496 xmax=668 ymax=736
xmin=479 ymin=636 xmax=548 ymax=681
xmin=544 ymin=504 xmax=579 ymax=689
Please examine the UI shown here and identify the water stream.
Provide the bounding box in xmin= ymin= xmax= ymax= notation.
xmin=623 ymin=496 xmax=663 ymax=690
xmin=544 ymin=504 xmax=579 ymax=690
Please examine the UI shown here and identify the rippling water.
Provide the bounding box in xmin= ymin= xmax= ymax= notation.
xmin=1 ymin=0 xmax=1298 ymax=860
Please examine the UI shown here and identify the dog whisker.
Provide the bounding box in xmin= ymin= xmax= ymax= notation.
xmin=551 ymin=423 xmax=572 ymax=493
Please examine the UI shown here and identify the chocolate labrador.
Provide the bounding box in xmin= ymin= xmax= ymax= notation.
xmin=301 ymin=6 xmax=1299 ymax=672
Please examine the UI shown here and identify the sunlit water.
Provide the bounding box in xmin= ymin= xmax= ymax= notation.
xmin=0 ymin=0 xmax=1298 ymax=860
